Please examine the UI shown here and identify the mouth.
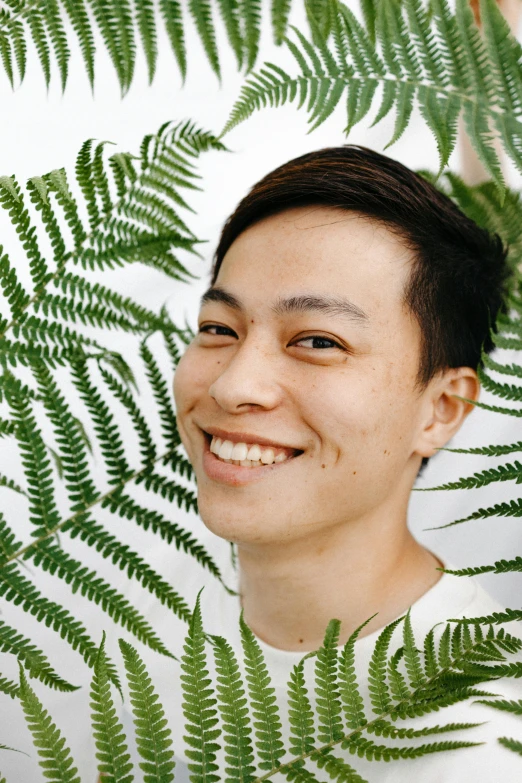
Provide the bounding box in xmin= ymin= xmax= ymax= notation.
xmin=200 ymin=427 xmax=304 ymax=484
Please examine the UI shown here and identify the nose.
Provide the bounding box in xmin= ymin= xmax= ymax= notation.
xmin=208 ymin=336 xmax=283 ymax=413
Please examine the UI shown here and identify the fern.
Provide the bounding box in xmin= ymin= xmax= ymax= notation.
xmin=120 ymin=637 xmax=176 ymax=782
xmin=223 ymin=0 xmax=522 ymax=190
xmin=13 ymin=607 xmax=522 ymax=781
xmin=90 ymin=633 xmax=133 ymax=783
xmin=0 ymin=122 xmax=234 ymax=707
xmin=0 ymin=0 xmax=335 ymax=91
xmin=18 ymin=664 xmax=81 ymax=783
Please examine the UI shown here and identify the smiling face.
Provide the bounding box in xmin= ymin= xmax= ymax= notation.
xmin=173 ymin=206 xmax=444 ymax=546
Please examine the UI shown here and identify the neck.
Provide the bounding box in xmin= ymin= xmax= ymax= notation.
xmin=237 ymin=503 xmax=442 ymax=652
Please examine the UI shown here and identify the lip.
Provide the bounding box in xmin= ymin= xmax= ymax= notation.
xmin=200 ymin=428 xmax=302 ymax=486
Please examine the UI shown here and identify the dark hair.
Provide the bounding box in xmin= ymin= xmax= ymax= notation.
xmin=212 ymin=145 xmax=511 ymax=389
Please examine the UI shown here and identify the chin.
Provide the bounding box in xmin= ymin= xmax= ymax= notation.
xmin=197 ymin=492 xmax=292 ymax=546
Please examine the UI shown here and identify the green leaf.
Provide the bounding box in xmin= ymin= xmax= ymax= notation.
xmin=315 ymin=619 xmax=344 ymax=743
xmin=403 ymin=610 xmax=426 ymax=689
xmin=189 ymin=0 xmax=221 ymax=81
xmin=120 ymin=638 xmax=176 ymax=782
xmin=212 ymin=634 xmax=256 ymax=782
xmin=338 ymin=616 xmax=373 ymax=730
xmin=367 ymin=617 xmax=403 ymax=714
xmin=18 ymin=665 xmax=81 ymax=783
xmin=498 ymin=736 xmax=522 ymax=757
xmin=181 ymin=593 xmax=220 ymax=783
xmin=240 ymin=613 xmax=285 ymax=770
xmin=90 ymin=633 xmax=133 ymax=782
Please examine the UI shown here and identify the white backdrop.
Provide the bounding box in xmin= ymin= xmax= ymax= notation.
xmin=1 ymin=3 xmax=522 ymax=781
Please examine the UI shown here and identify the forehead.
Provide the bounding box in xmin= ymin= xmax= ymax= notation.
xmin=215 ymin=206 xmax=415 ymax=320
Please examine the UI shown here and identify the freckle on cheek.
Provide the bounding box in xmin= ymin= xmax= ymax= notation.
xmin=353 ymin=471 xmax=356 ymax=475
xmin=321 ymin=464 xmax=326 ymax=468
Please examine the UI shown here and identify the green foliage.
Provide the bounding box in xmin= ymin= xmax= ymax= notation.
xmin=409 ymin=173 xmax=522 ymax=755
xmin=223 ymin=0 xmax=522 ymax=191
xmin=0 ymin=0 xmax=331 ymax=91
xmin=0 ymin=121 xmax=231 ymax=701
xmin=119 ymin=637 xmax=176 ymax=782
xmin=90 ymin=634 xmax=133 ymax=783
xmin=18 ymin=665 xmax=81 ymax=783
xmin=14 ymin=606 xmax=522 ymax=781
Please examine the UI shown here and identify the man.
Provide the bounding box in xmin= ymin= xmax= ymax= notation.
xmin=161 ymin=145 xmax=522 ymax=781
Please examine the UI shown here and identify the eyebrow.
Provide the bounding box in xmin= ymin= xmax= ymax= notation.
xmin=200 ymin=286 xmax=369 ymax=324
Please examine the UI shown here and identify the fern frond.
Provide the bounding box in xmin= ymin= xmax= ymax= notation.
xmin=6 ymin=379 xmax=61 ymax=532
xmin=159 ymin=0 xmax=186 ymax=81
xmin=18 ymin=664 xmax=81 ymax=783
xmin=475 ymin=697 xmax=522 ymax=716
xmin=287 ymin=657 xmax=316 ymax=761
xmin=240 ymin=613 xmax=285 ymax=770
xmin=135 ymin=0 xmax=157 ymax=84
xmin=315 ymin=619 xmax=344 ymax=743
xmin=243 ymin=0 xmax=262 ymax=73
xmin=0 ymin=245 xmax=30 ymax=319
xmin=0 ymin=618 xmax=77 ymax=693
xmin=212 ymin=634 xmax=256 ymax=782
xmin=189 ymin=0 xmax=221 ymax=81
xmin=442 ymin=440 xmax=522 ymax=456
xmin=0 ymin=560 xmax=121 ymax=690
xmin=140 ymin=340 xmax=180 ymax=450
xmin=478 ymin=365 xmax=522 ymax=403
xmin=60 ymin=0 xmax=95 ymax=88
xmin=102 ymin=491 xmax=220 ymax=579
xmin=90 ymin=633 xmax=133 ymax=783
xmin=181 ymin=593 xmax=220 ymax=783
xmin=70 ymin=360 xmax=131 ymax=484
xmin=417 ymin=461 xmax=522 ymax=491
xmin=338 ymin=616 xmax=373 ymax=730
xmin=222 ymin=0 xmax=520 ymax=188
xmin=135 ymin=470 xmax=198 ymax=514
xmin=449 ymin=609 xmax=522 ymax=625
xmin=498 ymin=736 xmax=522 ymax=756
xmin=30 ymin=539 xmax=174 ymax=659
xmin=25 ymin=6 xmax=51 ymax=87
xmin=444 ymin=556 xmax=522 ymax=576
xmin=403 ymin=610 xmax=426 ymax=689
xmin=426 ymin=498 xmax=522 ymax=530
xmin=343 ymin=734 xmax=479 ymax=761
xmin=0 ymin=472 xmax=26 ymax=495
xmin=120 ymin=637 xmax=176 ymax=782
xmin=272 ymin=0 xmax=292 ymax=45
xmin=367 ymin=617 xmax=404 ymax=714
xmin=0 ymin=673 xmax=19 ymax=698
xmin=65 ymin=513 xmax=192 ymax=624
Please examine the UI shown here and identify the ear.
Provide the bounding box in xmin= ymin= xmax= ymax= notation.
xmin=414 ymin=367 xmax=480 ymax=459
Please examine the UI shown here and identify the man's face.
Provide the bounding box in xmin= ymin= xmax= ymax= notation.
xmin=174 ymin=206 xmax=433 ymax=547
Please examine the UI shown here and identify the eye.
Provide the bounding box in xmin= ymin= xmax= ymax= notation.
xmin=198 ymin=324 xmax=237 ymax=337
xmin=292 ymin=335 xmax=345 ymax=350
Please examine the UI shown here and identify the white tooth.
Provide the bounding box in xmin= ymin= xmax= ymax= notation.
xmin=274 ymin=452 xmax=287 ymax=463
xmin=240 ymin=460 xmax=251 ymax=467
xmin=231 ymin=442 xmax=248 ymax=461
xmin=247 ymin=444 xmax=262 ymax=461
xmin=219 ymin=440 xmax=234 ymax=459
xmin=210 ymin=437 xmax=221 ymax=454
xmin=223 ymin=458 xmax=232 ymax=463
xmin=261 ymin=448 xmax=275 ymax=465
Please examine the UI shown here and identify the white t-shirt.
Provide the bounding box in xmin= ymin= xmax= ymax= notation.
xmin=117 ymin=542 xmax=522 ymax=783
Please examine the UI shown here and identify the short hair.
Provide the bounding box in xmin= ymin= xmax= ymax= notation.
xmin=211 ymin=145 xmax=511 ymax=389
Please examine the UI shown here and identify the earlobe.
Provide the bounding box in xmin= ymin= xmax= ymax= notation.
xmin=415 ymin=367 xmax=480 ymax=458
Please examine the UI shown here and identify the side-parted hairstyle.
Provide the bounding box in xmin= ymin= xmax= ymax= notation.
xmin=211 ymin=145 xmax=511 ymax=389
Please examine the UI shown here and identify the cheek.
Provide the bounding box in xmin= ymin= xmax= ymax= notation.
xmin=173 ymin=346 xmax=210 ymax=411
